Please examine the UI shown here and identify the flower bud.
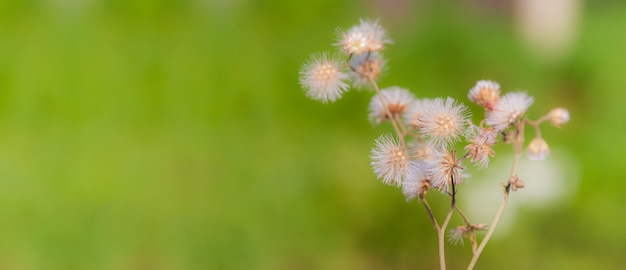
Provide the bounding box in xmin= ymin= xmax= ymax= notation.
xmin=468 ymin=80 xmax=501 ymax=110
xmin=509 ymin=175 xmax=525 ymax=191
xmin=548 ymin=108 xmax=570 ymax=127
xmin=471 ymin=223 xmax=489 ymax=231
xmin=528 ymin=137 xmax=550 ymax=160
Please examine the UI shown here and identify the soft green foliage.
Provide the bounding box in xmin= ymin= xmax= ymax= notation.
xmin=0 ymin=1 xmax=623 ymax=269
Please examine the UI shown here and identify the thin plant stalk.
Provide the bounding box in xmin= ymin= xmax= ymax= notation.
xmin=454 ymin=204 xmax=472 ymax=226
xmin=466 ymin=120 xmax=525 ymax=269
xmin=466 ymin=187 xmax=509 ymax=269
xmin=438 ymin=205 xmax=454 ymax=270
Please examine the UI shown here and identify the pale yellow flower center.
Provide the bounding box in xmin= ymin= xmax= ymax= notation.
xmin=315 ymin=64 xmax=337 ymax=85
xmin=389 ymin=148 xmax=408 ymax=168
xmin=507 ymin=112 xmax=520 ymax=125
xmin=347 ymin=33 xmax=368 ymax=52
xmin=435 ymin=115 xmax=455 ymax=136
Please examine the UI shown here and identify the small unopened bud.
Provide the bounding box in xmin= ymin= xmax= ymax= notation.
xmin=509 ymin=175 xmax=525 ymax=191
xmin=548 ymin=108 xmax=570 ymax=127
xmin=528 ymin=137 xmax=550 ymax=160
xmin=471 ymin=223 xmax=489 ymax=231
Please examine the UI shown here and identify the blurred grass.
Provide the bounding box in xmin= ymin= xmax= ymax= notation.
xmin=0 ymin=0 xmax=622 ymax=269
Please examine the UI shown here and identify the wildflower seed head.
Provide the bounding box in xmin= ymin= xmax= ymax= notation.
xmin=349 ymin=52 xmax=386 ymax=88
xmin=403 ymin=98 xmax=431 ymax=129
xmin=485 ymin=92 xmax=534 ymax=132
xmin=424 ymin=147 xmax=464 ymax=191
xmin=468 ymin=80 xmax=501 ymax=110
xmin=368 ymin=86 xmax=415 ymax=124
xmin=402 ymin=164 xmax=430 ymax=202
xmin=419 ymin=97 xmax=470 ymax=148
xmin=528 ymin=137 xmax=550 ymax=160
xmin=299 ymin=53 xmax=349 ymax=103
xmin=337 ymin=19 xmax=391 ymax=55
xmin=465 ymin=127 xmax=497 ymax=169
xmin=370 ymin=134 xmax=415 ymax=186
xmin=548 ymin=107 xmax=570 ymax=127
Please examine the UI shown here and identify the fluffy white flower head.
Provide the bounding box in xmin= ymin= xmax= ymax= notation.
xmin=370 ymin=134 xmax=414 ymax=187
xmin=403 ymin=98 xmax=430 ymax=129
xmin=423 ymin=146 xmax=464 ymax=191
xmin=419 ymin=97 xmax=470 ymax=148
xmin=338 ymin=19 xmax=391 ymax=55
xmin=299 ymin=53 xmax=349 ymax=103
xmin=485 ymin=92 xmax=534 ymax=131
xmin=468 ymin=80 xmax=501 ymax=110
xmin=368 ymin=86 xmax=415 ymax=124
xmin=402 ymin=163 xmax=429 ymax=201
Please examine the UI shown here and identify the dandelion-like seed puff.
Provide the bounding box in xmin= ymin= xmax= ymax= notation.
xmin=468 ymin=80 xmax=501 ymax=110
xmin=299 ymin=53 xmax=349 ymax=103
xmin=368 ymin=86 xmax=415 ymax=124
xmin=485 ymin=92 xmax=534 ymax=131
xmin=337 ymin=19 xmax=391 ymax=55
xmin=370 ymin=134 xmax=415 ymax=187
xmin=403 ymin=98 xmax=431 ymax=129
xmin=424 ymin=146 xmax=464 ymax=191
xmin=402 ymin=164 xmax=430 ymax=201
xmin=419 ymin=97 xmax=470 ymax=148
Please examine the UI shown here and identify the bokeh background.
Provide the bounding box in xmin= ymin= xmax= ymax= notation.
xmin=0 ymin=0 xmax=624 ymax=269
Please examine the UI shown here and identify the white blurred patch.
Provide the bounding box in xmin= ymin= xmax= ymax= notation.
xmin=516 ymin=0 xmax=581 ymax=60
xmin=461 ymin=148 xmax=579 ymax=237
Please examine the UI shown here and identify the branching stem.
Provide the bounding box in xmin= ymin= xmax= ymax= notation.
xmin=439 ymin=204 xmax=454 ymax=270
xmin=466 ymin=120 xmax=525 ymax=269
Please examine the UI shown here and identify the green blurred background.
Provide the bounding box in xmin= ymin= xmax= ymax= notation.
xmin=0 ymin=0 xmax=623 ymax=269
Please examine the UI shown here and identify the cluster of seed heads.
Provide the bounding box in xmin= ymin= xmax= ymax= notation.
xmin=299 ymin=19 xmax=570 ymax=261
